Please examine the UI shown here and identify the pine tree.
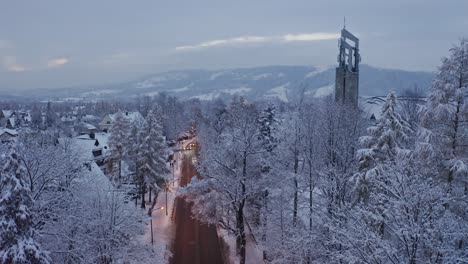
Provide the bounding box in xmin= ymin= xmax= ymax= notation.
xmin=417 ymin=38 xmax=468 ymax=259
xmin=417 ymin=38 xmax=468 ymax=188
xmin=30 ymin=104 xmax=42 ymax=130
xmin=355 ymin=91 xmax=412 ymax=202
xmin=127 ymin=120 xmax=144 ymax=207
xmin=138 ymin=108 xmax=169 ymax=208
xmin=45 ymin=102 xmax=55 ymax=128
xmin=0 ymin=148 xmax=50 ymax=264
xmin=258 ymin=103 xmax=279 ymax=152
xmin=108 ymin=111 xmax=131 ymax=184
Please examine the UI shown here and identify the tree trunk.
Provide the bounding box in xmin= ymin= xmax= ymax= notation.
xmin=262 ymin=190 xmax=269 ymax=241
xmin=280 ymin=190 xmax=284 ymax=245
xmin=236 ymin=203 xmax=246 ymax=264
xmin=141 ymin=183 xmax=146 ymax=209
xmin=148 ymin=187 xmax=152 ymax=205
xmin=236 ymin=153 xmax=247 ymax=264
xmin=309 ymin=159 xmax=313 ymax=231
xmin=262 ymin=189 xmax=269 ymax=260
xmin=293 ymin=154 xmax=299 ymax=227
xmin=118 ymin=158 xmax=122 ymax=184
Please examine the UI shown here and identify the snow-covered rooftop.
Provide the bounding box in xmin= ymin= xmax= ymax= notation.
xmin=110 ymin=111 xmax=144 ymax=123
xmin=73 ymin=132 xmax=110 ymax=160
xmin=1 ymin=110 xmax=13 ymax=118
xmin=0 ymin=128 xmax=18 ymax=136
xmin=83 ymin=123 xmax=97 ymax=130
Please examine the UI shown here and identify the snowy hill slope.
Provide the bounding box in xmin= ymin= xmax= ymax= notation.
xmin=15 ymin=65 xmax=434 ymax=101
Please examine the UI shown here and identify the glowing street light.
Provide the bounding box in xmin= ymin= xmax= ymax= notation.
xmin=149 ymin=206 xmax=164 ymax=245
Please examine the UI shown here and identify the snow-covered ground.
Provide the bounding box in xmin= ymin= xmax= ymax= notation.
xmin=140 ymin=141 xmax=187 ymax=263
xmin=218 ymin=222 xmax=264 ymax=264
xmin=70 ymin=136 xmax=165 ymax=263
xmin=143 ymin=164 xmax=180 ymax=261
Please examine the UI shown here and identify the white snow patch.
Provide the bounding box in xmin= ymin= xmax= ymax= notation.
xmin=305 ymin=65 xmax=331 ymax=78
xmin=171 ymin=85 xmax=191 ymax=93
xmin=82 ymin=90 xmax=118 ymax=96
xmin=210 ymin=71 xmax=229 ymax=80
xmin=221 ymin=87 xmax=251 ymax=95
xmin=190 ymin=87 xmax=250 ymax=100
xmin=136 ymin=81 xmax=161 ymax=89
xmin=360 ymin=96 xmax=386 ymax=119
xmin=144 ymin=91 xmax=161 ymax=96
xmin=136 ymin=74 xmax=187 ymax=89
xmin=252 ymin=73 xmax=272 ymax=80
xmin=264 ymin=83 xmax=289 ymax=102
xmin=312 ymin=84 xmax=334 ymax=98
xmin=190 ymin=93 xmax=219 ymax=101
xmin=218 ymin=222 xmax=264 ymax=264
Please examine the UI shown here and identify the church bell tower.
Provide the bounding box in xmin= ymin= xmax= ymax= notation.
xmin=335 ymin=27 xmax=360 ymax=107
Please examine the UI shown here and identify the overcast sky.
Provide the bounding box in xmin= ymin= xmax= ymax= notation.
xmin=1 ymin=0 xmax=467 ymax=90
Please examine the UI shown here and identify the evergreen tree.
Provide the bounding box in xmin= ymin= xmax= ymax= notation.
xmin=45 ymin=102 xmax=55 ymax=128
xmin=127 ymin=120 xmax=145 ymax=206
xmin=30 ymin=104 xmax=42 ymax=130
xmin=138 ymin=108 xmax=169 ymax=208
xmin=108 ymin=111 xmax=130 ymax=184
xmin=0 ymin=148 xmax=50 ymax=264
xmin=355 ymin=91 xmax=412 ymax=203
xmin=417 ymin=37 xmax=468 ymax=258
xmin=257 ymin=103 xmax=279 ymax=152
xmin=417 ymin=38 xmax=468 ymax=188
xmin=353 ymin=92 xmax=412 ymax=241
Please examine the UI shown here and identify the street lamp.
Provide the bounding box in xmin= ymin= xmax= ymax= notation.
xmin=172 ymin=160 xmax=175 ymax=187
xmin=165 ymin=178 xmax=180 ymax=216
xmin=149 ymin=206 xmax=164 ymax=245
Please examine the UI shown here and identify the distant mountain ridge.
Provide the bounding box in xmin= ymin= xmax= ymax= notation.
xmin=10 ymin=65 xmax=434 ymax=102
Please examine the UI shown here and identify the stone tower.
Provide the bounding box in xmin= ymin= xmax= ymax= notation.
xmin=335 ymin=28 xmax=360 ymax=107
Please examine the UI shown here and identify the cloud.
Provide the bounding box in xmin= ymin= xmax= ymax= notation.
xmin=176 ymin=36 xmax=271 ymax=51
xmin=47 ymin=57 xmax=69 ymax=68
xmin=176 ymin=32 xmax=339 ymax=51
xmin=282 ymin=33 xmax=340 ymax=42
xmin=3 ymin=56 xmax=27 ymax=72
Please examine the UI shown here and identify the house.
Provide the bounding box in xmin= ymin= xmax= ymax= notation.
xmin=74 ymin=132 xmax=111 ymax=174
xmin=0 ymin=110 xmax=14 ymax=127
xmin=0 ymin=129 xmax=18 ymax=143
xmin=81 ymin=114 xmax=100 ymax=123
xmin=84 ymin=123 xmax=97 ymax=139
xmin=6 ymin=118 xmax=16 ymax=129
xmin=17 ymin=111 xmax=30 ymax=122
xmin=0 ymin=110 xmax=14 ymax=120
xmin=99 ymin=111 xmax=144 ymax=132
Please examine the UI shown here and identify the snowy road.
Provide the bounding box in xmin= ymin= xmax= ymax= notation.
xmin=170 ymin=153 xmax=224 ymax=264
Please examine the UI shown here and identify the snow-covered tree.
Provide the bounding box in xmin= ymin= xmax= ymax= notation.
xmin=0 ymin=147 xmax=51 ymax=264
xmin=138 ymin=108 xmax=169 ymax=209
xmin=355 ymin=91 xmax=412 ymax=203
xmin=416 ymin=37 xmax=468 ymax=260
xmin=30 ymin=104 xmax=42 ymax=129
xmin=109 ymin=110 xmax=131 ymax=184
xmin=45 ymin=101 xmax=56 ymax=128
xmin=257 ymin=103 xmax=279 ymax=152
xmin=417 ymin=38 xmax=468 ymax=189
xmin=183 ymin=98 xmax=266 ymax=264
